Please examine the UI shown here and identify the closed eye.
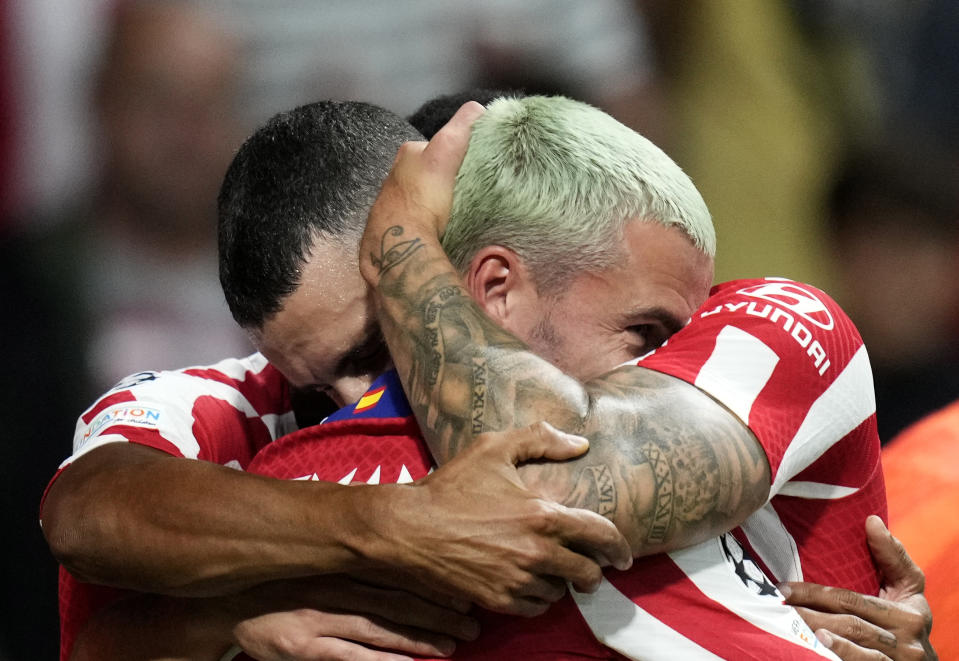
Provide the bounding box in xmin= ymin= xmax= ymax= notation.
xmin=335 ymin=327 xmax=391 ymax=378
xmin=343 ymin=339 xmax=391 ymax=376
xmin=628 ymin=324 xmax=668 ymax=352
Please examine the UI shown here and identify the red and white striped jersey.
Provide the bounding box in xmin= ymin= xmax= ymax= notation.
xmin=240 ymin=370 xmax=840 ymax=660
xmin=60 ymin=353 xmax=296 ymax=467
xmin=633 ymin=278 xmax=886 ymax=594
xmin=43 ymin=353 xmax=297 ymax=661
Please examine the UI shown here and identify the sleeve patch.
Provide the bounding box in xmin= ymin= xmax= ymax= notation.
xmin=80 ymin=404 xmax=163 ymax=444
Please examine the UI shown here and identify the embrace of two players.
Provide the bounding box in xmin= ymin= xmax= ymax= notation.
xmin=43 ymin=94 xmax=935 ymax=661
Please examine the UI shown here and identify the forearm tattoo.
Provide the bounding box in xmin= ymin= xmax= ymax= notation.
xmin=641 ymin=442 xmax=673 ymax=544
xmin=370 ymin=225 xmax=770 ymax=554
xmin=587 ymin=466 xmax=617 ymax=518
xmin=370 ymin=225 xmax=424 ymax=275
xmin=470 ymin=357 xmax=487 ymax=434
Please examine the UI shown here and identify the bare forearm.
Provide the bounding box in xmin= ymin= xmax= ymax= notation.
xmin=71 ymin=575 xmax=483 ymax=661
xmin=42 ymin=443 xmax=391 ymax=596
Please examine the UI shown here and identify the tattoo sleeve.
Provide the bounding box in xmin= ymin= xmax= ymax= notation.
xmin=365 ymin=225 xmax=770 ymax=556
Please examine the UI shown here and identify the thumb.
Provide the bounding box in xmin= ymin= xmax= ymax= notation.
xmin=421 ymin=101 xmax=485 ymax=179
xmin=865 ymin=514 xmax=925 ymax=593
xmin=507 ymin=421 xmax=590 ymax=465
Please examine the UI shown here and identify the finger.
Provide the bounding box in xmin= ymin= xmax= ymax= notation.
xmin=353 ymin=571 xmax=473 ymax=614
xmin=495 ymin=596 xmax=551 ymax=619
xmin=794 ymin=607 xmax=898 ymax=654
xmin=514 ymin=574 xmax=568 ymax=604
xmin=865 ymin=515 xmax=925 ymax=593
xmin=552 ymin=504 xmax=632 ymax=572
xmin=298 ymin=636 xmax=417 ymax=661
xmin=365 ymin=593 xmax=479 ymax=642
xmin=814 ymin=628 xmax=892 ymax=661
xmin=421 ymin=101 xmax=485 ymax=173
xmin=317 ymin=580 xmax=479 ymax=642
xmin=503 ymin=421 xmax=591 ymax=464
xmin=781 ymin=582 xmax=900 ymax=630
xmin=307 ymin=611 xmax=457 ymax=658
xmin=536 ymin=544 xmax=605 ymax=594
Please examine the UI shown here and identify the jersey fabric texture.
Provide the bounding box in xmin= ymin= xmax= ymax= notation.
xmin=44 ymin=353 xmax=295 ymax=661
xmin=883 ymin=400 xmax=959 ymax=660
xmin=241 ymin=369 xmax=839 ymax=660
xmin=633 ymin=278 xmax=886 ymax=595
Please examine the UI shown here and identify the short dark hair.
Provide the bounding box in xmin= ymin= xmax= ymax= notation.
xmin=218 ymin=101 xmax=422 ymax=328
xmin=409 ymin=88 xmax=526 ymax=139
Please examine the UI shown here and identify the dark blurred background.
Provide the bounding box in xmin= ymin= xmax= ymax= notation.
xmin=1 ymin=1 xmax=957 ymax=658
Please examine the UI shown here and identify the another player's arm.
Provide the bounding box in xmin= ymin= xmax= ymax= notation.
xmin=69 ymin=575 xmax=478 ymax=661
xmin=43 ymin=424 xmax=629 ymax=612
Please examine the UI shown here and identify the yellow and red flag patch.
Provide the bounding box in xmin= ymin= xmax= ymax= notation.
xmin=353 ymin=386 xmax=386 ymax=413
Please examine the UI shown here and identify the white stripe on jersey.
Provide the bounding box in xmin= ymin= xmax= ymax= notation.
xmin=72 ymin=354 xmax=297 ymax=461
xmin=771 ymin=346 xmax=876 ymax=496
xmin=572 ymin=572 xmax=725 ymax=660
xmin=572 ymin=536 xmax=839 ymax=660
xmin=693 ymin=325 xmax=779 ymax=426
xmin=59 ymin=433 xmax=129 ymax=469
xmin=671 ymin=537 xmax=837 ymax=658
xmin=777 ymin=481 xmax=859 ymax=499
xmin=741 ymin=502 xmax=804 ymax=583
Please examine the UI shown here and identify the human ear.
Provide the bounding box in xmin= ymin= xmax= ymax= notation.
xmin=464 ymin=245 xmax=524 ymax=326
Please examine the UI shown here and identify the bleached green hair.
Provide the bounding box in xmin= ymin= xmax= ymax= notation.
xmin=442 ymin=95 xmax=715 ymax=294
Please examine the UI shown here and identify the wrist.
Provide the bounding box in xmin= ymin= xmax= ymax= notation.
xmin=360 ymin=220 xmax=442 ymax=286
xmin=344 ymin=482 xmax=430 ymax=574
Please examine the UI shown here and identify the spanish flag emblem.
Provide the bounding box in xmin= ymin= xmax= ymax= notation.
xmin=353 ymin=385 xmax=386 ymax=414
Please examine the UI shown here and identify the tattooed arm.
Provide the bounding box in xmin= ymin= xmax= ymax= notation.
xmin=371 ymin=248 xmax=767 ymax=555
xmin=358 ymin=104 xmax=769 ymax=556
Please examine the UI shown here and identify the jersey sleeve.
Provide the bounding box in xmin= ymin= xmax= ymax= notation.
xmin=631 ymin=278 xmax=879 ymax=497
xmin=64 ymin=353 xmax=297 ymax=468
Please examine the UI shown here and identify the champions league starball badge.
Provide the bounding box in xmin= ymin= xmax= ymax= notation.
xmin=721 ymin=533 xmax=781 ymax=598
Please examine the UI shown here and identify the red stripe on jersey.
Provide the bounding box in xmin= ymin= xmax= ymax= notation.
xmin=183 ymin=362 xmax=289 ymax=419
xmin=791 ymin=417 xmax=881 ymax=489
xmin=192 ymin=395 xmax=276 ymax=467
xmin=774 ymin=475 xmax=886 ymax=594
xmin=102 ymin=425 xmax=184 ymax=457
xmin=80 ymin=390 xmax=136 ymax=424
xmin=612 ymin=556 xmax=826 ymax=659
